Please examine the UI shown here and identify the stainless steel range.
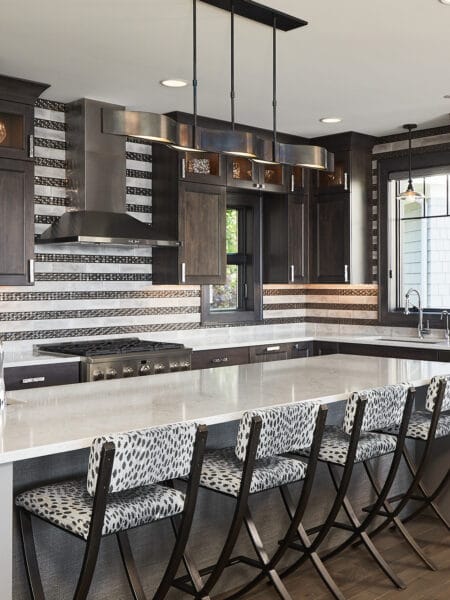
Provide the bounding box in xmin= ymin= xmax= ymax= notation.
xmin=37 ymin=338 xmax=192 ymax=382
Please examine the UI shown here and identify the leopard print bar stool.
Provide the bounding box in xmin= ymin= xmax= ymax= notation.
xmin=283 ymin=383 xmax=417 ymax=593
xmin=172 ymin=400 xmax=330 ymax=600
xmin=15 ymin=422 xmax=207 ymax=600
xmin=374 ymin=375 xmax=450 ymax=533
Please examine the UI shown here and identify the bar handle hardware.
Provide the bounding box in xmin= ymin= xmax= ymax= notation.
xmin=265 ymin=346 xmax=281 ymax=352
xmin=344 ymin=264 xmax=349 ymax=283
xmin=344 ymin=172 xmax=348 ymax=191
xmin=22 ymin=377 xmax=45 ymax=384
xmin=290 ymin=264 xmax=295 ymax=283
xmin=211 ymin=357 xmax=229 ymax=364
xmin=181 ymin=262 xmax=186 ymax=283
xmin=28 ymin=259 xmax=35 ymax=284
xmin=28 ymin=134 xmax=34 ymax=158
xmin=181 ymin=158 xmax=186 ymax=179
xmin=291 ymin=173 xmax=295 ymax=192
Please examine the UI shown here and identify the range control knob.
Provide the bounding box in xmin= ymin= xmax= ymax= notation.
xmin=139 ymin=363 xmax=152 ymax=376
xmin=170 ymin=362 xmax=179 ymax=372
xmin=92 ymin=370 xmax=104 ymax=381
xmin=105 ymin=368 xmax=118 ymax=380
xmin=122 ymin=366 xmax=135 ymax=378
xmin=180 ymin=361 xmax=191 ymax=371
xmin=154 ymin=363 xmax=166 ymax=374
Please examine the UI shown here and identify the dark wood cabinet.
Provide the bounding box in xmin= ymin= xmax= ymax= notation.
xmin=339 ymin=342 xmax=439 ymax=362
xmin=0 ymin=75 xmax=49 ymax=286
xmin=191 ymin=346 xmax=249 ymax=370
xmin=263 ymin=193 xmax=307 ymax=283
xmin=0 ymin=158 xmax=35 ymax=285
xmin=313 ymin=192 xmax=350 ymax=283
xmin=4 ymin=362 xmax=80 ymax=392
xmin=290 ymin=341 xmax=313 ymax=358
xmin=179 ymin=151 xmax=225 ymax=185
xmin=249 ymin=343 xmax=291 ymax=363
xmin=309 ymin=132 xmax=375 ymax=284
xmin=152 ymin=145 xmax=227 ymax=285
xmin=313 ymin=341 xmax=339 ymax=356
xmin=226 ymin=157 xmax=289 ymax=193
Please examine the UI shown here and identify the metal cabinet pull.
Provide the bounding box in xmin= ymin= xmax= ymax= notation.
xmin=344 ymin=172 xmax=348 ymax=191
xmin=181 ymin=262 xmax=186 ymax=283
xmin=22 ymin=376 xmax=45 ymax=384
xmin=28 ymin=134 xmax=34 ymax=158
xmin=266 ymin=345 xmax=281 ymax=352
xmin=290 ymin=264 xmax=295 ymax=283
xmin=211 ymin=357 xmax=229 ymax=364
xmin=291 ymin=173 xmax=295 ymax=192
xmin=28 ymin=259 xmax=35 ymax=284
xmin=181 ymin=158 xmax=186 ymax=179
xmin=344 ymin=264 xmax=349 ymax=283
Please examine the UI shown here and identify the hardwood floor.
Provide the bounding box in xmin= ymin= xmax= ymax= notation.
xmin=226 ymin=514 xmax=450 ymax=599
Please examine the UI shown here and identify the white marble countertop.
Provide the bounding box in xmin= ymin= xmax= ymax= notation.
xmin=2 ymin=354 xmax=450 ymax=465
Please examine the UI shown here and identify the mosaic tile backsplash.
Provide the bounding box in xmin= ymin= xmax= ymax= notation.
xmin=9 ymin=97 xmax=440 ymax=349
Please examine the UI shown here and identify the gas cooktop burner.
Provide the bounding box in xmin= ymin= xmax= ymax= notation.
xmin=37 ymin=338 xmax=186 ymax=357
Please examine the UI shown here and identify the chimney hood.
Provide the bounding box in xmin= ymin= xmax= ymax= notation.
xmin=37 ymin=98 xmax=179 ymax=247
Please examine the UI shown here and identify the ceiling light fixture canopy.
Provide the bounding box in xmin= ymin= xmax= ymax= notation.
xmin=397 ymin=123 xmax=425 ymax=201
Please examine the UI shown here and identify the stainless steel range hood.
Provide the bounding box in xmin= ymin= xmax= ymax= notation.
xmin=37 ymin=98 xmax=179 ymax=247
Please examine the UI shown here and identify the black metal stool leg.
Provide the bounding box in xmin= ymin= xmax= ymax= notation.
xmin=362 ymin=461 xmax=437 ymax=571
xmin=279 ymin=486 xmax=346 ymax=600
xmin=402 ymin=447 xmax=450 ymax=529
xmin=325 ymin=464 xmax=406 ymax=590
xmin=117 ymin=531 xmax=147 ymax=600
xmin=18 ymin=509 xmax=46 ymax=600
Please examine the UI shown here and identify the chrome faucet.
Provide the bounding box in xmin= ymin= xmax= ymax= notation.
xmin=404 ymin=288 xmax=431 ymax=339
xmin=441 ymin=310 xmax=450 ymax=344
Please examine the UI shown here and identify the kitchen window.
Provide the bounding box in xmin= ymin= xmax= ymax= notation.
xmin=379 ymin=151 xmax=450 ymax=327
xmin=201 ymin=194 xmax=262 ymax=323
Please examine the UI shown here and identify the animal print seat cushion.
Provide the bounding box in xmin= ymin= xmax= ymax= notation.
xmin=299 ymin=426 xmax=397 ymax=466
xmin=200 ymin=448 xmax=306 ymax=497
xmin=384 ymin=411 xmax=450 ymax=441
xmin=15 ymin=478 xmax=185 ymax=541
xmin=425 ymin=375 xmax=450 ymax=412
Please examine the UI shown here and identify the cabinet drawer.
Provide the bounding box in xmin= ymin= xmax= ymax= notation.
xmin=339 ymin=343 xmax=438 ymax=361
xmin=191 ymin=347 xmax=249 ymax=370
xmin=290 ymin=342 xmax=313 ymax=359
xmin=249 ymin=343 xmax=290 ymax=363
xmin=313 ymin=341 xmax=339 ymax=356
xmin=5 ymin=362 xmax=80 ymax=391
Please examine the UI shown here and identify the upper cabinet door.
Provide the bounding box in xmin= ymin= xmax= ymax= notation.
xmin=315 ymin=151 xmax=350 ymax=194
xmin=179 ymin=151 xmax=225 ymax=185
xmin=259 ymin=163 xmax=289 ymax=193
xmin=226 ymin=156 xmax=260 ymax=190
xmin=288 ymin=195 xmax=306 ymax=283
xmin=179 ymin=182 xmax=226 ymax=285
xmin=0 ymin=158 xmax=34 ymax=285
xmin=289 ymin=166 xmax=308 ymax=194
xmin=0 ymin=100 xmax=34 ymax=161
xmin=312 ymin=192 xmax=350 ymax=283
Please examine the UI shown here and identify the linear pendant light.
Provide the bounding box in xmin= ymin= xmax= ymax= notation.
xmin=397 ymin=123 xmax=425 ymax=201
xmin=102 ymin=109 xmax=177 ymax=144
xmin=198 ymin=1 xmax=258 ymax=157
xmin=171 ymin=0 xmax=205 ymax=152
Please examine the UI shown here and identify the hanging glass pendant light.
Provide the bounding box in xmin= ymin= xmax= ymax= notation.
xmin=397 ymin=124 xmax=425 ymax=201
xmin=199 ymin=1 xmax=259 ymax=157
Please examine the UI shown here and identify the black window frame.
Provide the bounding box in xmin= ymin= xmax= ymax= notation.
xmin=378 ymin=149 xmax=450 ymax=329
xmin=201 ymin=192 xmax=263 ymax=324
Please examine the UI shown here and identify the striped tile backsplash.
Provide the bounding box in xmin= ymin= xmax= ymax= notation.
xmin=0 ymin=99 xmax=379 ymax=348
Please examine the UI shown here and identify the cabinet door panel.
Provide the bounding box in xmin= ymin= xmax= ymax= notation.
xmin=313 ymin=193 xmax=349 ymax=283
xmin=5 ymin=362 xmax=80 ymax=391
xmin=0 ymin=158 xmax=34 ymax=285
xmin=191 ymin=346 xmax=249 ymax=370
xmin=179 ymin=183 xmax=226 ymax=284
xmin=289 ymin=195 xmax=306 ymax=282
xmin=0 ymin=100 xmax=34 ymax=161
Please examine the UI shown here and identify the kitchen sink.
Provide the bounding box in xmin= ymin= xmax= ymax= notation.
xmin=377 ymin=337 xmax=440 ymax=345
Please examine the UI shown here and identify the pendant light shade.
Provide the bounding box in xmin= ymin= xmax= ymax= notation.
xmin=397 ymin=123 xmax=425 ymax=201
xmin=278 ymin=142 xmax=334 ymax=170
xmin=102 ymin=110 xmax=177 ymax=144
xmin=199 ymin=128 xmax=259 ymax=157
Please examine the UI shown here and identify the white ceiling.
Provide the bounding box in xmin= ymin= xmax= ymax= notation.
xmin=0 ymin=0 xmax=449 ymax=138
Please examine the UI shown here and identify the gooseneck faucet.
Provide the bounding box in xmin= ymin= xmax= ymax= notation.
xmin=404 ymin=288 xmax=431 ymax=339
xmin=441 ymin=310 xmax=450 ymax=344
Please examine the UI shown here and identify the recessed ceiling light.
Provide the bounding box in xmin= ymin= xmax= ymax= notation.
xmin=160 ymin=79 xmax=189 ymax=88
xmin=320 ymin=117 xmax=342 ymax=124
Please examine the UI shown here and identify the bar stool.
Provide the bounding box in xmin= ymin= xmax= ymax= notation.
xmin=283 ymin=383 xmax=416 ymax=593
xmin=15 ymin=422 xmax=207 ymax=600
xmin=172 ymin=400 xmax=333 ymax=600
xmin=372 ymin=375 xmax=450 ymax=534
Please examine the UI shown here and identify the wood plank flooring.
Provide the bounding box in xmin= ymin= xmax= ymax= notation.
xmin=223 ymin=514 xmax=450 ymax=600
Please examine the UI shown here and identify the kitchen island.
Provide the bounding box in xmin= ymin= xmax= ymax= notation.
xmin=2 ymin=355 xmax=450 ymax=599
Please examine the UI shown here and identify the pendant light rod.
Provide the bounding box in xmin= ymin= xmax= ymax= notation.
xmin=230 ymin=1 xmax=235 ymax=129
xmin=272 ymin=15 xmax=277 ymax=161
xmin=404 ymin=123 xmax=417 ymax=186
xmin=193 ymin=0 xmax=199 ymax=147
